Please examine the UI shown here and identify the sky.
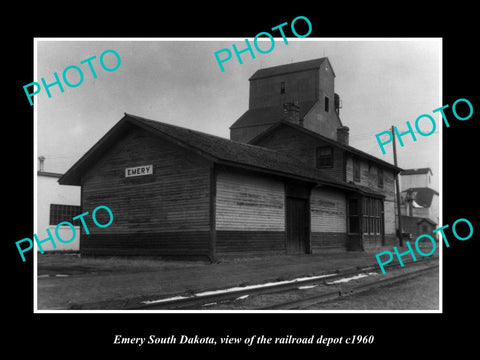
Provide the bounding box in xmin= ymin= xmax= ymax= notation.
xmin=35 ymin=38 xmax=441 ymax=190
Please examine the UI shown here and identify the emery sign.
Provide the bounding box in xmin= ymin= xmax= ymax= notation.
xmin=125 ymin=165 xmax=153 ymax=177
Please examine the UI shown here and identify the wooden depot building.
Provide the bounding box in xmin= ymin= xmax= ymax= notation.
xmin=59 ymin=57 xmax=402 ymax=260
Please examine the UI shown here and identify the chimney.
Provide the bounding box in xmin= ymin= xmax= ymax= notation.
xmin=38 ymin=156 xmax=45 ymax=172
xmin=283 ymin=102 xmax=300 ymax=125
xmin=337 ymin=126 xmax=349 ymax=145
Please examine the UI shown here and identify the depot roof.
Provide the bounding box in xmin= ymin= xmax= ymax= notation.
xmin=249 ymin=120 xmax=402 ymax=173
xmin=61 ymin=113 xmax=380 ymax=195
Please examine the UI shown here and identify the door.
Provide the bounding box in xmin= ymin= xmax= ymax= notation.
xmin=286 ymin=196 xmax=309 ymax=254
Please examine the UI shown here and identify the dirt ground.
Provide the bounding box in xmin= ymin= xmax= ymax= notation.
xmin=304 ymin=269 xmax=439 ymax=310
xmin=37 ymin=252 xmax=208 ymax=276
xmin=36 ymin=250 xmax=439 ymax=310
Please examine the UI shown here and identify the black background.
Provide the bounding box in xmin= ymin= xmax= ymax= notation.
xmin=6 ymin=6 xmax=478 ymax=356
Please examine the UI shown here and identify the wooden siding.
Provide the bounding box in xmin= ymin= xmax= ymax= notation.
xmin=253 ymin=126 xmax=345 ymax=181
xmin=401 ymin=173 xmax=430 ymax=189
xmin=249 ymin=69 xmax=319 ymax=109
xmin=346 ymin=234 xmax=363 ymax=251
xmin=215 ymin=168 xmax=286 ymax=255
xmin=303 ymin=100 xmax=342 ymax=141
xmin=363 ymin=234 xmax=383 ymax=251
xmin=80 ymin=127 xmax=212 ymax=256
xmin=401 ymin=216 xmax=436 ymax=241
xmin=216 ymin=169 xmax=285 ymax=231
xmin=230 ymin=123 xmax=274 ymax=143
xmin=310 ymin=186 xmax=347 ymax=252
xmin=384 ymin=234 xmax=396 ymax=246
xmin=310 ymin=186 xmax=346 ymax=233
xmin=253 ymin=126 xmax=316 ymax=164
xmin=81 ymin=232 xmax=210 ymax=257
xmin=345 ymin=156 xmax=395 ymax=201
xmin=345 ymin=155 xmax=396 ymax=237
xmin=216 ymin=231 xmax=285 ymax=255
xmin=311 ymin=232 xmax=347 ymax=252
xmin=384 ymin=199 xmax=396 ymax=235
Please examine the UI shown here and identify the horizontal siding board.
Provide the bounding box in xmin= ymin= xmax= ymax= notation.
xmin=81 ymin=232 xmax=210 ymax=256
xmin=253 ymin=126 xmax=345 ymax=182
xmin=216 ymin=169 xmax=285 ymax=231
xmin=362 ymin=234 xmax=388 ymax=251
xmin=216 ymin=231 xmax=285 ymax=254
xmin=384 ymin=234 xmax=396 ymax=246
xmin=384 ymin=200 xmax=396 ymax=235
xmin=81 ymin=127 xmax=212 ymax=237
xmin=254 ymin=126 xmax=317 ymax=165
xmin=310 ymin=187 xmax=346 ymax=233
xmin=346 ymin=234 xmax=363 ymax=251
xmin=311 ymin=232 xmax=347 ymax=251
xmin=346 ymin=156 xmax=395 ymax=201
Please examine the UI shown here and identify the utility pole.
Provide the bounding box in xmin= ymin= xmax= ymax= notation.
xmin=391 ymin=126 xmax=403 ymax=247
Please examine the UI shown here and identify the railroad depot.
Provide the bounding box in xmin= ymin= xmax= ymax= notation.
xmin=59 ymin=57 xmax=402 ymax=260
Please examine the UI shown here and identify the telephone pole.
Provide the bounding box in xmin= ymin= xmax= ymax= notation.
xmin=391 ymin=126 xmax=403 ymax=247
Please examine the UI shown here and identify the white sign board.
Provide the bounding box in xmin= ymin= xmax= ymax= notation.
xmin=125 ymin=165 xmax=153 ymax=177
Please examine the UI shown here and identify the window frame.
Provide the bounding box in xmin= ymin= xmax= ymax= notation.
xmin=316 ymin=146 xmax=334 ymax=168
xmin=378 ymin=167 xmax=384 ymax=188
xmin=362 ymin=197 xmax=383 ymax=235
xmin=49 ymin=204 xmax=82 ymax=226
xmin=353 ymin=158 xmax=361 ymax=182
xmin=347 ymin=198 xmax=360 ymax=234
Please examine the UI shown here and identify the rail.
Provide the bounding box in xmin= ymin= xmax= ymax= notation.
xmin=127 ymin=256 xmax=439 ymax=310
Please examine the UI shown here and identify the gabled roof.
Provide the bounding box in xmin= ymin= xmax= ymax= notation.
xmin=59 ymin=114 xmax=365 ymax=193
xmin=249 ymin=120 xmax=402 ymax=173
xmin=249 ymin=57 xmax=333 ymax=80
xmin=400 ymin=168 xmax=432 ymax=176
xmin=230 ymin=101 xmax=316 ymax=130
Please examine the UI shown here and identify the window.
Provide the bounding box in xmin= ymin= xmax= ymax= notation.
xmin=324 ymin=96 xmax=329 ymax=112
xmin=49 ymin=204 xmax=81 ymax=225
xmin=280 ymin=82 xmax=285 ymax=94
xmin=362 ymin=197 xmax=383 ymax=235
xmin=353 ymin=159 xmax=360 ymax=182
xmin=348 ymin=199 xmax=360 ymax=233
xmin=378 ymin=168 xmax=384 ymax=188
xmin=316 ymin=146 xmax=333 ymax=168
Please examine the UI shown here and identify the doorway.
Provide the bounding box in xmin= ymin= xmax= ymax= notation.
xmin=285 ymin=196 xmax=309 ymax=254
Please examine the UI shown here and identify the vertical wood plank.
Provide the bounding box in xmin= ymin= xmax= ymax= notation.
xmin=209 ymin=164 xmax=217 ymax=262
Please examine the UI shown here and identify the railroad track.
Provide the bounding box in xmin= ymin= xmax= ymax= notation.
xmin=128 ymin=256 xmax=439 ymax=310
xmin=258 ymin=262 xmax=438 ymax=310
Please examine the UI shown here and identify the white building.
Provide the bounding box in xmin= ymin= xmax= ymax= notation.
xmin=399 ymin=168 xmax=439 ymax=226
xmin=37 ymin=156 xmax=81 ymax=251
xmin=400 ymin=168 xmax=433 ymax=189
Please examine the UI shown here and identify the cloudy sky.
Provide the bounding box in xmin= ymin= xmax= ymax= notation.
xmin=35 ymin=38 xmax=441 ymax=190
